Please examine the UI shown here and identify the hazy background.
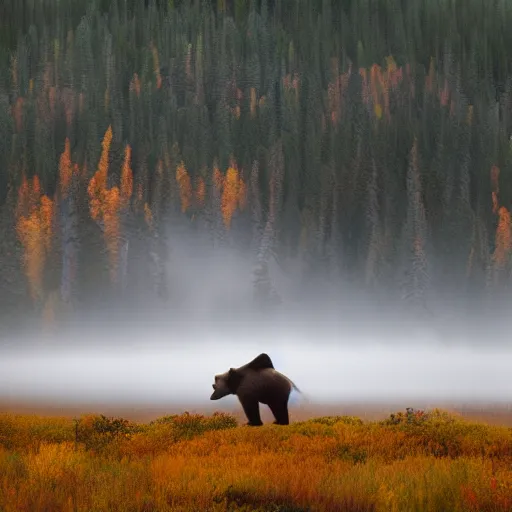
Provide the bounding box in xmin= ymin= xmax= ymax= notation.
xmin=1 ymin=228 xmax=511 ymax=415
xmin=2 ymin=329 xmax=511 ymax=406
xmin=1 ymin=0 xmax=512 ymax=420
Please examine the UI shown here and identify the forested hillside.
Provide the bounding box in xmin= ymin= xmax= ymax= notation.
xmin=1 ymin=0 xmax=512 ymax=332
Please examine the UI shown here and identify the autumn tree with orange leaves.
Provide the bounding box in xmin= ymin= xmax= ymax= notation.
xmin=87 ymin=126 xmax=134 ymax=284
xmin=221 ymin=162 xmax=246 ymax=230
xmin=15 ymin=176 xmax=55 ymax=303
xmin=176 ymin=161 xmax=192 ymax=214
xmin=489 ymin=166 xmax=512 ymax=285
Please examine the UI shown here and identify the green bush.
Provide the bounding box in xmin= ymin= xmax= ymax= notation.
xmin=149 ymin=411 xmax=238 ymax=441
xmin=77 ymin=414 xmax=141 ymax=452
xmin=308 ymin=416 xmax=364 ymax=427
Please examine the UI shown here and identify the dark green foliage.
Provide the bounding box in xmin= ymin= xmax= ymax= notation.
xmin=2 ymin=0 xmax=512 ymax=321
xmin=382 ymin=407 xmax=431 ymax=426
xmin=89 ymin=414 xmax=137 ymax=436
xmin=77 ymin=414 xmax=142 ymax=451
xmin=325 ymin=443 xmax=369 ymax=465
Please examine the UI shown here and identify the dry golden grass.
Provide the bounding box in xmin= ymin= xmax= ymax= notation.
xmin=0 ymin=406 xmax=512 ymax=511
xmin=2 ymin=399 xmax=512 ymax=427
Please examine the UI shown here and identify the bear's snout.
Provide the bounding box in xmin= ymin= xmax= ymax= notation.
xmin=210 ymin=382 xmax=230 ymax=400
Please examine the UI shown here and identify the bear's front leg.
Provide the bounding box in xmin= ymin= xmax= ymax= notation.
xmin=239 ymin=396 xmax=263 ymax=426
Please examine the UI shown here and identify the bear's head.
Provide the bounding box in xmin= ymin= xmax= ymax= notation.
xmin=210 ymin=368 xmax=242 ymax=400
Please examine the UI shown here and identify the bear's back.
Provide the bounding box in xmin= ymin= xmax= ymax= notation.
xmin=237 ymin=367 xmax=292 ymax=403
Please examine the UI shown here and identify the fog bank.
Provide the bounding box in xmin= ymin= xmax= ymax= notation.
xmin=1 ymin=335 xmax=510 ymax=407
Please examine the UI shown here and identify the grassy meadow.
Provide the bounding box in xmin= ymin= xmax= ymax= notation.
xmin=1 ymin=407 xmax=512 ymax=511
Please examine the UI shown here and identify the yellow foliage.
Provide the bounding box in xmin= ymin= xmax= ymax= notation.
xmin=39 ymin=196 xmax=54 ymax=252
xmin=357 ymin=58 xmax=404 ymax=120
xmin=120 ymin=144 xmax=133 ymax=209
xmin=144 ymin=202 xmax=154 ymax=231
xmin=493 ymin=206 xmax=512 ymax=269
xmin=176 ymin=161 xmax=192 ymax=213
xmin=195 ymin=176 xmax=206 ymax=208
xmin=374 ymin=103 xmax=383 ymax=119
xmin=15 ymin=176 xmax=55 ymax=301
xmin=26 ymin=442 xmax=84 ymax=486
xmin=87 ymin=126 xmax=112 ymax=220
xmin=490 ymin=164 xmax=512 ymax=271
xmin=99 ymin=125 xmax=112 ymax=180
xmin=221 ymin=166 xmax=239 ymax=229
xmin=250 ymin=87 xmax=257 ymax=118
xmin=86 ymin=125 xmax=125 ymax=283
xmin=213 ymin=164 xmax=223 ymax=193
xmin=370 ymin=63 xmax=382 ymax=107
xmin=31 ymin=175 xmax=41 ymax=207
xmin=16 ymin=213 xmax=46 ymax=300
xmin=87 ymin=175 xmax=102 ymax=221
xmin=103 ymin=187 xmax=121 ymax=282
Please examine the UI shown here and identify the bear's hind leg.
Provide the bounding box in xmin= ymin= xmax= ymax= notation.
xmin=239 ymin=397 xmax=263 ymax=426
xmin=268 ymin=400 xmax=289 ymax=425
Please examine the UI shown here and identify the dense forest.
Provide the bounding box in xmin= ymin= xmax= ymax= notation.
xmin=1 ymin=0 xmax=512 ymax=333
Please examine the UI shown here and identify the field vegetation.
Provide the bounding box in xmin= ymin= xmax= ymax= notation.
xmin=1 ymin=408 xmax=511 ymax=511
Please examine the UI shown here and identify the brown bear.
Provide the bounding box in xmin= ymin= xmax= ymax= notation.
xmin=210 ymin=353 xmax=300 ymax=426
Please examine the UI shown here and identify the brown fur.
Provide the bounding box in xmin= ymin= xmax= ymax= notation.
xmin=210 ymin=353 xmax=300 ymax=426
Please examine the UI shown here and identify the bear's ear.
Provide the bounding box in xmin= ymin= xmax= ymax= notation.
xmin=246 ymin=353 xmax=274 ymax=371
